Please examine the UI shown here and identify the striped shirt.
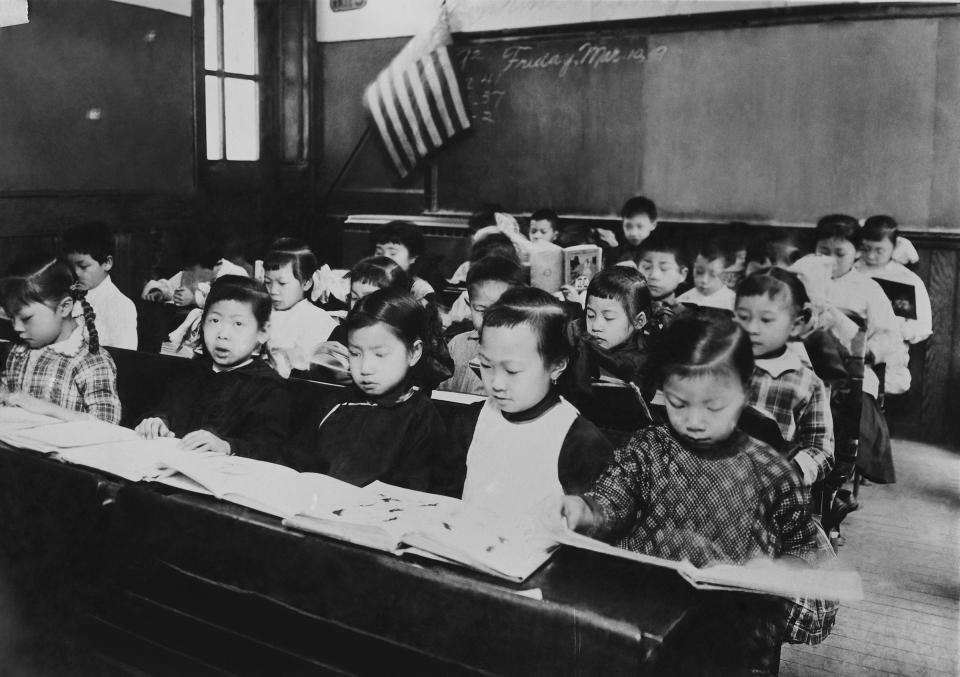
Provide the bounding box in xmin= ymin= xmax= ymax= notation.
xmin=2 ymin=327 xmax=120 ymax=424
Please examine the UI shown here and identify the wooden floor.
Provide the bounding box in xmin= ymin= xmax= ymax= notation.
xmin=781 ymin=439 xmax=960 ymax=677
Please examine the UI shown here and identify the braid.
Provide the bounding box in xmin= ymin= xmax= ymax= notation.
xmin=71 ymin=285 xmax=100 ymax=353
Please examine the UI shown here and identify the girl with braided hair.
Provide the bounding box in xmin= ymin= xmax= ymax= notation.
xmin=0 ymin=254 xmax=120 ymax=423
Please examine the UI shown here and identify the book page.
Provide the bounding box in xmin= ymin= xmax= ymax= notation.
xmin=56 ymin=437 xmax=183 ymax=482
xmin=0 ymin=420 xmax=139 ymax=452
xmin=0 ymin=406 xmax=61 ymax=431
xmin=679 ymin=560 xmax=864 ymax=602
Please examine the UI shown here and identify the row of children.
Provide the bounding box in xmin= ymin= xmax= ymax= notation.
xmin=0 ymin=200 xmax=926 ymax=670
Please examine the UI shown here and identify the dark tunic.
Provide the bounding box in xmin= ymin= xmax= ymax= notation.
xmin=443 ymin=390 xmax=615 ymax=499
xmin=148 ymin=357 xmax=292 ymax=463
xmin=294 ymin=383 xmax=449 ymax=492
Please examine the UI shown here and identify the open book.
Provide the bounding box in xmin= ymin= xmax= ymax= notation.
xmin=0 ymin=419 xmax=140 ymax=453
xmin=0 ymin=406 xmax=62 ymax=431
xmin=284 ymin=482 xmax=557 ymax=582
xmin=873 ymin=277 xmax=917 ymax=320
xmin=529 ymin=241 xmax=603 ymax=294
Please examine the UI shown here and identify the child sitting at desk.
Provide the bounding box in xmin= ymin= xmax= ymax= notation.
xmin=0 ymin=255 xmax=121 ymax=424
xmin=62 ymin=221 xmax=138 ymax=350
xmin=613 ymin=196 xmax=658 ymax=265
xmin=562 ymin=312 xmax=835 ymax=669
xmin=135 ymin=276 xmax=292 ymax=463
xmin=450 ymin=287 xmax=613 ymax=515
xmin=635 ymin=230 xmax=690 ymax=333
xmin=262 ymin=239 xmax=337 ymax=377
xmin=370 ymin=220 xmax=436 ymax=302
xmin=293 ymin=289 xmax=449 ymax=491
xmin=676 ymin=236 xmax=738 ymax=312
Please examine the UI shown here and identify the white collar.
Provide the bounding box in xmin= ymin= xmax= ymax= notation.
xmin=754 ymin=348 xmax=803 ymax=378
xmin=47 ymin=325 xmax=85 ymax=357
xmin=84 ymin=275 xmax=115 ymax=301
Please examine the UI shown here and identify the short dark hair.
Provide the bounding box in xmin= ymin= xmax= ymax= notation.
xmin=62 ymin=221 xmax=115 ymax=263
xmin=348 ymin=256 xmax=411 ymax=293
xmin=586 ymin=266 xmax=652 ymax=323
xmin=469 ymin=231 xmax=519 ymax=265
xmin=650 ymin=310 xmax=754 ymax=388
xmin=815 ymin=214 xmax=861 ymax=248
xmin=698 ymin=236 xmax=738 ymax=268
xmin=530 ymin=209 xmax=560 ymax=231
xmin=466 ymin=255 xmax=526 ymax=293
xmin=481 ymin=287 xmax=569 ymax=368
xmin=620 ymin=196 xmax=657 ymax=222
xmin=369 ymin=221 xmax=426 ymax=258
xmin=202 ymin=275 xmax=272 ymax=329
xmin=264 ymin=237 xmax=318 ymax=287
xmin=736 ymin=267 xmax=810 ymax=317
xmin=638 ymin=230 xmax=689 ymax=270
xmin=861 ymin=215 xmax=899 ymax=245
xmin=345 ymin=288 xmax=429 ymax=353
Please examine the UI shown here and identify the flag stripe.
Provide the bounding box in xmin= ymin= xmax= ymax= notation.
xmin=377 ymin=91 xmax=414 ymax=176
xmin=436 ymin=47 xmax=471 ymax=130
xmin=404 ymin=62 xmax=443 ymax=147
xmin=431 ymin=50 xmax=465 ymax=135
xmin=400 ymin=68 xmax=439 ymax=152
xmin=364 ymin=85 xmax=408 ymax=177
xmin=390 ymin=64 xmax=429 ymax=156
xmin=377 ymin=73 xmax=416 ymax=167
xmin=416 ymin=57 xmax=450 ymax=142
xmin=422 ymin=55 xmax=457 ymax=137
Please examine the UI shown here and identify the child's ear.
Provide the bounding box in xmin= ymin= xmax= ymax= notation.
xmin=300 ymin=277 xmax=312 ymax=294
xmin=103 ymin=256 xmax=114 ymax=273
xmin=408 ymin=339 xmax=424 ymax=367
xmin=791 ymin=306 xmax=813 ymax=336
xmin=550 ymin=357 xmax=568 ymax=381
xmin=257 ymin=321 xmax=271 ymax=345
xmin=58 ymin=297 xmax=74 ymax=317
xmin=633 ymin=311 xmax=648 ymax=330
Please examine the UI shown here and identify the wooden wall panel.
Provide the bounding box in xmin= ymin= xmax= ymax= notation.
xmin=920 ymin=249 xmax=957 ymax=442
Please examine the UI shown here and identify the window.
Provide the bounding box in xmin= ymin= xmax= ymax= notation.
xmin=204 ymin=0 xmax=259 ymax=161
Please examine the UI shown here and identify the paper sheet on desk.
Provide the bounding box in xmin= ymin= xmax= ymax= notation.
xmin=0 ymin=406 xmax=61 ymax=431
xmin=56 ymin=437 xmax=184 ymax=482
xmin=0 ymin=420 xmax=139 ymax=453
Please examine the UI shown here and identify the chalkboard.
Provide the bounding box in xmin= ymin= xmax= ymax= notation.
xmin=0 ymin=0 xmax=194 ymax=193
xmin=436 ymin=16 xmax=960 ymax=229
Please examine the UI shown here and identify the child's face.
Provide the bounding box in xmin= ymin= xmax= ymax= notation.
xmin=860 ymin=237 xmax=894 ymax=269
xmin=478 ymin=324 xmax=564 ymax=413
xmin=10 ymin=299 xmax=74 ymax=348
xmin=468 ymin=280 xmax=511 ymax=332
xmin=348 ymin=321 xmax=421 ymax=397
xmin=375 ymin=242 xmax=415 ymax=271
xmin=202 ymin=299 xmax=269 ymax=369
xmin=66 ymin=253 xmax=111 ymax=291
xmin=264 ymin=262 xmax=309 ymax=311
xmin=692 ymin=255 xmax=727 ymax=296
xmin=663 ymin=372 xmax=745 ymax=449
xmin=528 ymin=219 xmax=558 ymax=243
xmin=815 ymin=237 xmax=858 ymax=279
xmin=585 ymin=296 xmax=641 ymax=350
xmin=349 ymin=280 xmax=382 ymax=308
xmin=622 ymin=214 xmax=655 ymax=247
xmin=735 ymin=293 xmax=801 ymax=357
xmin=637 ymin=251 xmax=687 ymax=300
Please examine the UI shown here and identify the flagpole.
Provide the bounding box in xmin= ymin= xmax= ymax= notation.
xmin=317 ymin=125 xmax=372 ymax=212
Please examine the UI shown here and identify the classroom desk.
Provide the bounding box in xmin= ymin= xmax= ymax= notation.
xmin=0 ymin=443 xmax=741 ymax=676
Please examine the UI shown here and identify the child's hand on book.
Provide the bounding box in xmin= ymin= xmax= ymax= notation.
xmin=178 ymin=429 xmax=231 ymax=455
xmin=560 ymin=496 xmax=600 ymax=534
xmin=136 ymin=417 xmax=175 ymax=439
xmin=172 ymin=287 xmax=195 ymax=307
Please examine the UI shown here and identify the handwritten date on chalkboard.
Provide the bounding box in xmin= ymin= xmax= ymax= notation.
xmin=458 ymin=41 xmax=668 ymax=124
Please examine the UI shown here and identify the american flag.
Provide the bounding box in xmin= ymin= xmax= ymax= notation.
xmin=363 ymin=11 xmax=471 ymax=178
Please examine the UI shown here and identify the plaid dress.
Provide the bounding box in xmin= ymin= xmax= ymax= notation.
xmin=2 ymin=328 xmax=120 ymax=424
xmin=584 ymin=424 xmax=836 ymax=650
xmin=749 ymin=349 xmax=834 ymax=484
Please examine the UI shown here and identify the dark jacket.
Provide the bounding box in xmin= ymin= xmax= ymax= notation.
xmin=148 ymin=357 xmax=292 ymax=463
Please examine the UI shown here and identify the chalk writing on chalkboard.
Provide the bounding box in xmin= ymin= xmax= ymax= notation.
xmin=457 ymin=41 xmax=668 ymax=124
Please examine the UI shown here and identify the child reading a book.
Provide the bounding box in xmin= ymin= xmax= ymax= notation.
xmin=677 ymin=237 xmax=737 ymax=311
xmin=0 ymin=255 xmax=121 ymax=424
xmin=636 ymin=231 xmax=690 ymax=333
xmin=451 ymin=287 xmax=613 ymax=516
xmin=439 ymin=256 xmax=526 ymax=396
xmin=293 ymin=289 xmax=448 ymax=491
xmin=855 ymin=215 xmax=932 ymax=395
xmin=135 ymin=276 xmax=292 ymax=462
xmin=370 ymin=221 xmax=435 ymax=302
xmin=562 ymin=267 xmax=653 ymax=429
xmin=735 ymin=268 xmax=834 ymax=486
xmin=561 ymin=312 xmax=835 ymax=669
xmin=62 ymin=221 xmax=138 ymax=350
xmin=815 ymin=214 xmax=901 ymax=483
xmin=262 ymin=240 xmax=337 ymax=377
